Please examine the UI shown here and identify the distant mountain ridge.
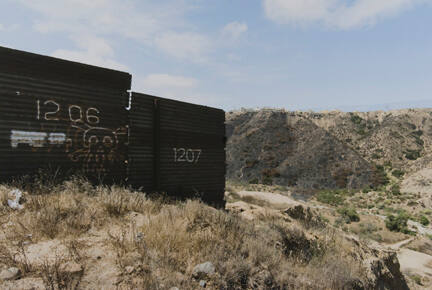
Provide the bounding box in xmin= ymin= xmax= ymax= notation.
xmin=226 ymin=108 xmax=432 ymax=190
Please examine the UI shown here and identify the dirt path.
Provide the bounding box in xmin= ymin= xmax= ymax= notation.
xmin=238 ymin=190 xmax=432 ymax=283
xmin=237 ymin=191 xmax=301 ymax=207
xmin=388 ymin=237 xmax=415 ymax=251
xmin=398 ymin=248 xmax=432 ymax=277
xmin=385 ymin=237 xmax=432 ymax=286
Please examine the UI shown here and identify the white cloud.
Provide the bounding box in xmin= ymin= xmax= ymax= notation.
xmin=133 ymin=73 xmax=213 ymax=105
xmin=154 ymin=32 xmax=212 ymax=61
xmin=222 ymin=21 xmax=248 ymax=40
xmin=0 ymin=24 xmax=4 ymax=31
xmin=51 ymin=35 xmax=128 ymax=71
xmin=263 ymin=0 xmax=430 ymax=29
xmin=139 ymin=74 xmax=198 ymax=89
xmin=15 ymin=0 xmax=212 ymax=61
xmin=19 ymin=0 xmax=176 ymax=40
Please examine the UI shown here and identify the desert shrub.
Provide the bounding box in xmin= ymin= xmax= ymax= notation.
xmin=411 ymin=130 xmax=424 ymax=147
xmin=40 ymin=255 xmax=83 ymax=289
xmin=245 ymin=160 xmax=258 ymax=168
xmin=391 ymin=170 xmax=405 ymax=178
xmin=385 ymin=212 xmax=412 ymax=234
xmin=358 ymin=223 xmax=382 ymax=242
xmin=389 ymin=184 xmax=401 ymax=196
xmin=249 ymin=178 xmax=259 ymax=184
xmin=316 ymin=190 xmax=346 ymax=206
xmin=350 ymin=114 xmax=363 ymax=125
xmin=262 ymin=168 xmax=281 ymax=178
xmin=412 ymin=130 xmax=423 ymax=137
xmin=284 ymin=205 xmax=326 ymax=229
xmin=420 ymin=215 xmax=430 ymax=226
xmin=262 ymin=176 xmax=273 ymax=185
xmin=371 ymin=165 xmax=389 ymax=188
xmin=405 ymin=150 xmax=421 ymax=160
xmin=371 ymin=153 xmax=381 ymax=159
xmin=410 ymin=274 xmax=422 ymax=286
xmin=362 ymin=187 xmax=371 ymax=193
xmin=337 ymin=207 xmax=360 ymax=223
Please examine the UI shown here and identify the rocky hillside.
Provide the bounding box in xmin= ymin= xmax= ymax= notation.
xmin=0 ymin=177 xmax=409 ymax=289
xmin=226 ymin=108 xmax=432 ymax=190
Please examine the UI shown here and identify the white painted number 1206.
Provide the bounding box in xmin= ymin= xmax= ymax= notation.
xmin=173 ymin=148 xmax=202 ymax=163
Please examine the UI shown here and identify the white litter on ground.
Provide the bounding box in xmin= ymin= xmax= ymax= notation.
xmin=7 ymin=189 xmax=23 ymax=210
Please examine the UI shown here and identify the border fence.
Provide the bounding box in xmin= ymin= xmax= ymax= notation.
xmin=0 ymin=46 xmax=225 ymax=205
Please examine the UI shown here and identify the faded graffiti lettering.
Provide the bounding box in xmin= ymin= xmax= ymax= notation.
xmin=11 ymin=131 xmax=66 ymax=148
xmin=10 ymin=98 xmax=126 ymax=174
xmin=67 ymin=123 xmax=125 ymax=173
xmin=48 ymin=133 xmax=66 ymax=145
xmin=11 ymin=131 xmax=47 ymax=148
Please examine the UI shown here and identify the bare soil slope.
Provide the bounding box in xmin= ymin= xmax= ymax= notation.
xmin=227 ymin=108 xmax=432 ymax=190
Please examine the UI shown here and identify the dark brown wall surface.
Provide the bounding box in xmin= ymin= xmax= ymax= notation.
xmin=129 ymin=93 xmax=226 ymax=205
xmin=0 ymin=46 xmax=225 ymax=204
xmin=0 ymin=47 xmax=131 ymax=183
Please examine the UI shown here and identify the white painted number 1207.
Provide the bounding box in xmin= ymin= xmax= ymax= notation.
xmin=173 ymin=148 xmax=202 ymax=163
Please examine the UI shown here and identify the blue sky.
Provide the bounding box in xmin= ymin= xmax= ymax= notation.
xmin=0 ymin=0 xmax=431 ymax=111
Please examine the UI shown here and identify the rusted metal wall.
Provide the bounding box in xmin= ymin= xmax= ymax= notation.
xmin=129 ymin=93 xmax=226 ymax=205
xmin=0 ymin=46 xmax=131 ymax=183
xmin=0 ymin=46 xmax=225 ymax=204
xmin=128 ymin=93 xmax=154 ymax=190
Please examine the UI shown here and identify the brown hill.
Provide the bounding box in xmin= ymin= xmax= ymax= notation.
xmin=226 ymin=108 xmax=432 ymax=190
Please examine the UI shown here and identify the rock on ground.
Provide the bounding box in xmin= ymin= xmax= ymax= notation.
xmin=192 ymin=262 xmax=215 ymax=279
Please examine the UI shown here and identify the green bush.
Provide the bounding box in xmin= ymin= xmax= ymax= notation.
xmin=316 ymin=190 xmax=346 ymax=206
xmin=337 ymin=207 xmax=360 ymax=223
xmin=371 ymin=153 xmax=381 ymax=159
xmin=420 ymin=215 xmax=430 ymax=226
xmin=412 ymin=130 xmax=423 ymax=137
xmin=390 ymin=184 xmax=401 ymax=196
xmin=362 ymin=187 xmax=371 ymax=193
xmin=405 ymin=150 xmax=421 ymax=160
xmin=411 ymin=131 xmax=424 ymax=146
xmin=262 ymin=176 xmax=273 ymax=185
xmin=350 ymin=114 xmax=363 ymax=125
xmin=249 ymin=178 xmax=259 ymax=184
xmin=385 ymin=212 xmax=411 ymax=234
xmin=392 ymin=169 xmax=405 ymax=178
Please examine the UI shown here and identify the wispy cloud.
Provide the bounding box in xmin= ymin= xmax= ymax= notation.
xmin=154 ymin=32 xmax=212 ymax=62
xmin=263 ymin=0 xmax=430 ymax=29
xmin=139 ymin=73 xmax=198 ymax=90
xmin=221 ymin=21 xmax=248 ymax=40
xmin=51 ymin=35 xmax=128 ymax=71
xmin=134 ymin=73 xmax=215 ymax=105
xmin=15 ymin=0 xmax=213 ymax=64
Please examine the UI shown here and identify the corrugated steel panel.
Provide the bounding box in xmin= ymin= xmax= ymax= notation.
xmin=0 ymin=46 xmax=131 ymax=92
xmin=129 ymin=93 xmax=226 ymax=205
xmin=0 ymin=46 xmax=225 ymax=205
xmin=128 ymin=93 xmax=154 ymax=191
xmin=0 ymin=46 xmax=131 ymax=183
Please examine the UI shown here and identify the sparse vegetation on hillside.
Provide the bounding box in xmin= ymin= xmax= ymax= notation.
xmin=385 ymin=212 xmax=412 ymax=235
xmin=0 ymin=175 xmax=409 ymax=289
xmin=227 ymin=108 xmax=432 ymax=192
xmin=316 ymin=189 xmax=352 ymax=206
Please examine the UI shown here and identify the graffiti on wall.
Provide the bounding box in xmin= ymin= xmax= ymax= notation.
xmin=10 ymin=98 xmax=127 ymax=174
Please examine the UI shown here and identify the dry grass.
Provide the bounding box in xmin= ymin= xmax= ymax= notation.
xmin=0 ymin=175 xmax=390 ymax=289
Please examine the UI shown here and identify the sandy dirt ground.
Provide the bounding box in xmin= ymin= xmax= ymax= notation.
xmin=237 ymin=189 xmax=432 ymax=288
xmin=236 ymin=190 xmax=301 ymax=207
